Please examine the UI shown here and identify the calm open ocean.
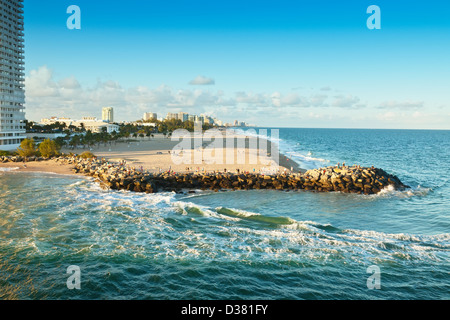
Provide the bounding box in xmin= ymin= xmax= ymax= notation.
xmin=1 ymin=128 xmax=449 ymax=299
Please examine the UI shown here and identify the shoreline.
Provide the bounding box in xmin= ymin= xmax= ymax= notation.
xmin=0 ymin=154 xmax=410 ymax=195
xmin=0 ymin=159 xmax=77 ymax=176
xmin=0 ymin=133 xmax=304 ymax=177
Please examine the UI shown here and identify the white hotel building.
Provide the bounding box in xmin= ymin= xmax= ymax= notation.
xmin=41 ymin=117 xmax=120 ymax=134
xmin=0 ymin=0 xmax=26 ymax=150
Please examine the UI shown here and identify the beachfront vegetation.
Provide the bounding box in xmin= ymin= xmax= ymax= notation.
xmin=17 ymin=138 xmax=37 ymax=157
xmin=21 ymin=118 xmax=218 ymax=152
xmin=79 ymin=151 xmax=95 ymax=159
xmin=39 ymin=139 xmax=61 ymax=158
xmin=0 ymin=150 xmax=12 ymax=157
xmin=26 ymin=118 xmax=216 ymax=136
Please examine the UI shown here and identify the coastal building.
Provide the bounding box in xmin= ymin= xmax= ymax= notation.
xmin=102 ymin=107 xmax=114 ymax=123
xmin=143 ymin=112 xmax=157 ymax=122
xmin=130 ymin=121 xmax=156 ymax=128
xmin=81 ymin=116 xmax=97 ymax=121
xmin=202 ymin=115 xmax=214 ymax=125
xmin=83 ymin=120 xmax=119 ymax=134
xmin=166 ymin=112 xmax=178 ymax=121
xmin=178 ymin=112 xmax=189 ymax=122
xmin=41 ymin=117 xmax=74 ymax=126
xmin=194 ymin=120 xmax=203 ymax=131
xmin=232 ymin=120 xmax=247 ymax=127
xmin=0 ymin=0 xmax=26 ymax=150
xmin=40 ymin=117 xmax=119 ymax=134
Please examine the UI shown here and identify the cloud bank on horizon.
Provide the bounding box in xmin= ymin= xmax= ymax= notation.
xmin=25 ymin=65 xmax=449 ymax=129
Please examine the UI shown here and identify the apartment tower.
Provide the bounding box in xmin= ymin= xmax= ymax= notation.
xmin=102 ymin=107 xmax=114 ymax=123
xmin=0 ymin=0 xmax=26 ymax=150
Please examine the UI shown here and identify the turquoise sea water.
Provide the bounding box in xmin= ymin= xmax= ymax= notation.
xmin=0 ymin=128 xmax=449 ymax=300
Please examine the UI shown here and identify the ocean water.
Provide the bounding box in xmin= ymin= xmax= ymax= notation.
xmin=0 ymin=128 xmax=449 ymax=300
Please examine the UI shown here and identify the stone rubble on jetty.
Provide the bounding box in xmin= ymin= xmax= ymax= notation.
xmin=1 ymin=155 xmax=410 ymax=195
xmin=42 ymin=156 xmax=409 ymax=195
xmin=1 ymin=155 xmax=47 ymax=163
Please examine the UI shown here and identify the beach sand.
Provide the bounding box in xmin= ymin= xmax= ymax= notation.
xmin=62 ymin=132 xmax=304 ymax=174
xmin=0 ymin=159 xmax=76 ymax=176
xmin=1 ymin=132 xmax=305 ymax=176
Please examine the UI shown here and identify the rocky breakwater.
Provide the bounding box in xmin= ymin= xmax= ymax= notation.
xmin=66 ymin=157 xmax=410 ymax=195
xmin=1 ymin=155 xmax=47 ymax=163
xmin=303 ymin=165 xmax=409 ymax=195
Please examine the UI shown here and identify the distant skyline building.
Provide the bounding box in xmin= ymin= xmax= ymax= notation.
xmin=0 ymin=0 xmax=26 ymax=150
xmin=102 ymin=107 xmax=114 ymax=123
xmin=178 ymin=112 xmax=189 ymax=122
xmin=40 ymin=116 xmax=119 ymax=134
xmin=166 ymin=112 xmax=178 ymax=121
xmin=143 ymin=112 xmax=157 ymax=121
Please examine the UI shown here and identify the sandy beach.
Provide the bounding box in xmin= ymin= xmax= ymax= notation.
xmin=1 ymin=131 xmax=304 ymax=176
xmin=61 ymin=131 xmax=304 ymax=174
xmin=0 ymin=159 xmax=76 ymax=176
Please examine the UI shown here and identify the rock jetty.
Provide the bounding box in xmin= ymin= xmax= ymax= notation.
xmin=1 ymin=155 xmax=47 ymax=163
xmin=43 ymin=156 xmax=410 ymax=195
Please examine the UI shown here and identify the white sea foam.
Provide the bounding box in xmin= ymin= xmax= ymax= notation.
xmin=232 ymin=128 xmax=331 ymax=170
xmin=368 ymin=184 xmax=432 ymax=199
xmin=285 ymin=151 xmax=330 ymax=170
xmin=0 ymin=167 xmax=19 ymax=172
xmin=31 ymin=176 xmax=444 ymax=263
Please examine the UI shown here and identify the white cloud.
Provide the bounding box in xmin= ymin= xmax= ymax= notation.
xmin=235 ymin=91 xmax=266 ymax=105
xmin=376 ymin=111 xmax=397 ymax=121
xmin=331 ymin=94 xmax=362 ymax=109
xmin=281 ymin=93 xmax=303 ymax=106
xmin=25 ymin=66 xmax=60 ymax=97
xmin=24 ymin=67 xmax=232 ymax=121
xmin=188 ymin=75 xmax=215 ymax=85
xmin=310 ymin=94 xmax=328 ymax=107
xmin=58 ymin=76 xmax=81 ymax=90
xmin=377 ymin=101 xmax=424 ymax=109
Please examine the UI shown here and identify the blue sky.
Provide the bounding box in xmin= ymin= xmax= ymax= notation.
xmin=23 ymin=0 xmax=450 ymax=128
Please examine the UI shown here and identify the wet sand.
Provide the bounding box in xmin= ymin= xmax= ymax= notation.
xmin=0 ymin=160 xmax=76 ymax=176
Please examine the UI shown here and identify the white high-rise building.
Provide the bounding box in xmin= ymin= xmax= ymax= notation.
xmin=166 ymin=112 xmax=178 ymax=121
xmin=0 ymin=0 xmax=26 ymax=150
xmin=178 ymin=112 xmax=189 ymax=122
xmin=102 ymin=107 xmax=114 ymax=123
xmin=143 ymin=112 xmax=157 ymax=121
